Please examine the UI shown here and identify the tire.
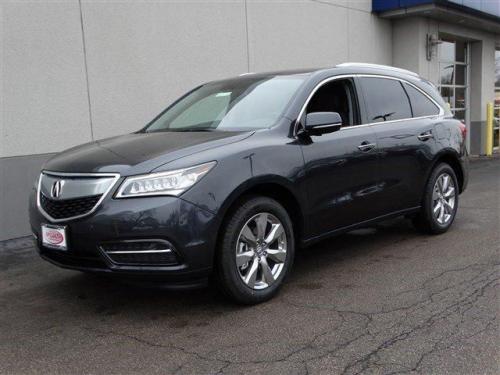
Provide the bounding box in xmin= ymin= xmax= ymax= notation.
xmin=412 ymin=163 xmax=459 ymax=234
xmin=215 ymin=196 xmax=295 ymax=304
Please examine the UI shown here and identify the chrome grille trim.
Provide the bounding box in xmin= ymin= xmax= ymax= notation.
xmin=37 ymin=171 xmax=120 ymax=223
xmin=105 ymin=249 xmax=172 ymax=254
xmin=39 ymin=172 xmax=117 ymax=200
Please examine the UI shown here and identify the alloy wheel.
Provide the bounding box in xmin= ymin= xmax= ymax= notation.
xmin=432 ymin=172 xmax=456 ymax=225
xmin=235 ymin=212 xmax=287 ymax=290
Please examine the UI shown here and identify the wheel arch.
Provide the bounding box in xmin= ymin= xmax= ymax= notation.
xmin=428 ymin=149 xmax=465 ymax=193
xmin=213 ymin=176 xmax=306 ymax=259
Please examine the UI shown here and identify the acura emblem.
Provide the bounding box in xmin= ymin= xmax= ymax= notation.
xmin=51 ymin=180 xmax=65 ymax=199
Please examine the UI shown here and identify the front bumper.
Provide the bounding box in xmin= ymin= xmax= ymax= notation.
xmin=29 ymin=189 xmax=217 ymax=285
xmin=460 ymin=153 xmax=469 ymax=193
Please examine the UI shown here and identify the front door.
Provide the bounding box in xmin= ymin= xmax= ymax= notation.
xmin=299 ymin=78 xmax=381 ymax=238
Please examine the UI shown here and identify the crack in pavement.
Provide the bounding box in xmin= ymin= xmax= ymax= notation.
xmin=2 ymin=159 xmax=499 ymax=374
xmin=76 ymin=261 xmax=498 ymax=375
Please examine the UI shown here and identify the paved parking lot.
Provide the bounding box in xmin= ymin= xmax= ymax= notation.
xmin=0 ymin=158 xmax=498 ymax=375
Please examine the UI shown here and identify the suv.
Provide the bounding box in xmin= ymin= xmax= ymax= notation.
xmin=29 ymin=63 xmax=468 ymax=304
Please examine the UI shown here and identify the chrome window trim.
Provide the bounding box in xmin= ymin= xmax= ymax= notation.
xmin=37 ymin=171 xmax=121 ymax=223
xmin=294 ymin=73 xmax=445 ymax=136
xmin=314 ymin=123 xmax=341 ymax=129
xmin=336 ymin=63 xmax=419 ymax=77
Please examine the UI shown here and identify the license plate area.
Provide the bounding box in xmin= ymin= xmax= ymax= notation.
xmin=41 ymin=224 xmax=68 ymax=251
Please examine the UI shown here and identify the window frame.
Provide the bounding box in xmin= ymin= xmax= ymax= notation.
xmin=437 ymin=37 xmax=469 ymax=126
xmin=494 ymin=48 xmax=500 ymax=150
xmin=294 ymin=74 xmax=445 ymax=137
xmin=304 ymin=77 xmax=361 ymax=127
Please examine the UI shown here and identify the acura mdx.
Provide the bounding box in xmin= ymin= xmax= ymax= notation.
xmin=29 ymin=63 xmax=468 ymax=304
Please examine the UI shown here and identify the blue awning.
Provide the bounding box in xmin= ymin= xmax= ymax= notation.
xmin=373 ymin=0 xmax=500 ymax=19
xmin=373 ymin=0 xmax=500 ymax=32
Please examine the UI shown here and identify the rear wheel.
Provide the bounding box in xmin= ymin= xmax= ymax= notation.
xmin=216 ymin=196 xmax=295 ymax=304
xmin=412 ymin=163 xmax=459 ymax=234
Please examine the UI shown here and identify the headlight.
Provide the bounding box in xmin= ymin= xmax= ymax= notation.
xmin=115 ymin=161 xmax=216 ymax=198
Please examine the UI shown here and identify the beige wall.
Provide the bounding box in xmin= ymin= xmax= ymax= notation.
xmin=2 ymin=1 xmax=92 ymax=158
xmin=1 ymin=0 xmax=498 ymax=241
xmin=392 ymin=16 xmax=498 ymax=153
xmin=2 ymin=0 xmax=391 ymax=159
xmin=2 ymin=0 xmax=498 ymax=241
xmin=82 ymin=1 xmax=249 ymax=140
xmin=0 ymin=0 xmax=391 ymax=240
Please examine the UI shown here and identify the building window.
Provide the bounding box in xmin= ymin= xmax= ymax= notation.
xmin=438 ymin=38 xmax=468 ymax=124
xmin=494 ymin=49 xmax=500 ymax=150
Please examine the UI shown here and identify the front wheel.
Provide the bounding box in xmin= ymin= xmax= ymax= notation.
xmin=412 ymin=163 xmax=459 ymax=234
xmin=216 ymin=196 xmax=295 ymax=304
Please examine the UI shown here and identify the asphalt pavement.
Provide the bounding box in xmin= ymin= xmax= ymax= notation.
xmin=0 ymin=157 xmax=498 ymax=375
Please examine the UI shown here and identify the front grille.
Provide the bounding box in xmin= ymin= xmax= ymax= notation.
xmin=37 ymin=171 xmax=119 ymax=221
xmin=40 ymin=193 xmax=101 ymax=220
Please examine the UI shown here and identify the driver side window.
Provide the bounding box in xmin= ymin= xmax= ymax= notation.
xmin=306 ymin=79 xmax=360 ymax=127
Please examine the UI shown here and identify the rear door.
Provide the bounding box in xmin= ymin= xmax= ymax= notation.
xmin=359 ymin=76 xmax=441 ymax=215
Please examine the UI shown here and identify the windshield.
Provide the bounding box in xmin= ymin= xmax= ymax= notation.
xmin=143 ymin=76 xmax=306 ymax=132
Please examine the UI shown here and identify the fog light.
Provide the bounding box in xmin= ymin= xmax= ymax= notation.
xmin=99 ymin=240 xmax=179 ymax=266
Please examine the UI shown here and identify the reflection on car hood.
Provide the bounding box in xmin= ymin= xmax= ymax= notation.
xmin=44 ymin=131 xmax=254 ymax=176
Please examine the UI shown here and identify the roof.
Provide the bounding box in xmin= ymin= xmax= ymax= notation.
xmin=335 ymin=62 xmax=418 ymax=77
xmin=229 ymin=63 xmax=421 ymax=81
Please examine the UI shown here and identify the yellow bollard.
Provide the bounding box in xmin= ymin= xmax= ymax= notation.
xmin=486 ymin=103 xmax=493 ymax=156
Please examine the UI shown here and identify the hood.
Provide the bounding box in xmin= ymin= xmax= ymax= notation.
xmin=44 ymin=130 xmax=253 ymax=176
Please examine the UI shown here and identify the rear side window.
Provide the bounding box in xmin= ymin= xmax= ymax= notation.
xmin=360 ymin=77 xmax=412 ymax=123
xmin=402 ymin=83 xmax=440 ymax=117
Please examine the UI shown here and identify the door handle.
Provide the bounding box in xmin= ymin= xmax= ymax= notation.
xmin=357 ymin=142 xmax=376 ymax=152
xmin=417 ymin=131 xmax=434 ymax=141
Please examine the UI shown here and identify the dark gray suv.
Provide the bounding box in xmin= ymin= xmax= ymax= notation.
xmin=29 ymin=63 xmax=468 ymax=304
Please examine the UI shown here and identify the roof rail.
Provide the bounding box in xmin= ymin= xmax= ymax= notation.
xmin=336 ymin=62 xmax=419 ymax=77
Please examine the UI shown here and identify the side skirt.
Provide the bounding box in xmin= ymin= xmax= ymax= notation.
xmin=301 ymin=206 xmax=421 ymax=247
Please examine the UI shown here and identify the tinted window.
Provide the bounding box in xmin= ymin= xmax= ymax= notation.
xmin=361 ymin=77 xmax=411 ymax=123
xmin=403 ymin=83 xmax=440 ymax=117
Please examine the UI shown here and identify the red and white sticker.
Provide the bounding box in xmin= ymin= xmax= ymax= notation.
xmin=41 ymin=224 xmax=67 ymax=250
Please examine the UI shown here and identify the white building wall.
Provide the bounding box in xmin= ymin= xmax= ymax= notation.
xmin=2 ymin=1 xmax=92 ymax=158
xmin=81 ymin=1 xmax=249 ymax=140
xmin=2 ymin=0 xmax=389 ymax=159
xmin=246 ymin=1 xmax=391 ymax=71
xmin=2 ymin=0 xmax=498 ymax=242
xmin=1 ymin=0 xmax=392 ymax=240
xmin=392 ymin=16 xmax=498 ymax=154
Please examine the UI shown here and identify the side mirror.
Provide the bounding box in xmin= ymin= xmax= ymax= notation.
xmin=304 ymin=112 xmax=342 ymax=136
